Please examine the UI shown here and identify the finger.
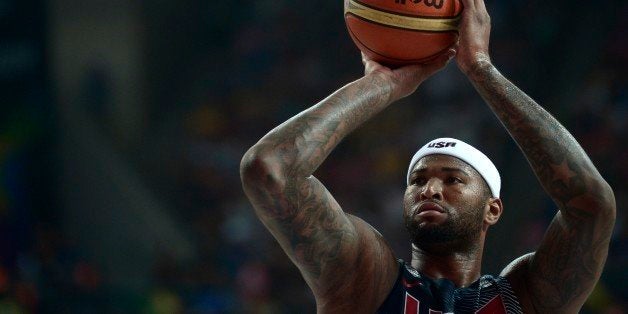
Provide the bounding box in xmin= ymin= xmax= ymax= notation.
xmin=459 ymin=0 xmax=474 ymax=10
xmin=421 ymin=48 xmax=456 ymax=73
xmin=365 ymin=60 xmax=386 ymax=74
xmin=363 ymin=58 xmax=385 ymax=76
xmin=424 ymin=48 xmax=456 ymax=66
xmin=474 ymin=0 xmax=487 ymax=11
xmin=450 ymin=42 xmax=460 ymax=53
xmin=361 ymin=52 xmax=367 ymax=65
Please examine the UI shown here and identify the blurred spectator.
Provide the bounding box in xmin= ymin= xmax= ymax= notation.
xmin=3 ymin=0 xmax=625 ymax=312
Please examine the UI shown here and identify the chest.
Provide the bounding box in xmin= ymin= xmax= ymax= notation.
xmin=378 ymin=266 xmax=522 ymax=314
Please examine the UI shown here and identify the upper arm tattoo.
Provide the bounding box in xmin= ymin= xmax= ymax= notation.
xmin=529 ymin=212 xmax=613 ymax=312
xmin=248 ymin=173 xmax=356 ymax=277
xmin=274 ymin=176 xmax=358 ymax=280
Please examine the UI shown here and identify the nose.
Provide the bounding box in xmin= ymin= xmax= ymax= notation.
xmin=419 ymin=178 xmax=443 ymax=201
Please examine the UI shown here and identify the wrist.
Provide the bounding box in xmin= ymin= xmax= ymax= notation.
xmin=459 ymin=52 xmax=493 ymax=76
xmin=461 ymin=57 xmax=495 ymax=81
xmin=363 ymin=71 xmax=398 ymax=103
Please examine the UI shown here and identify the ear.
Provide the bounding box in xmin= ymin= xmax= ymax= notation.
xmin=484 ymin=198 xmax=503 ymax=226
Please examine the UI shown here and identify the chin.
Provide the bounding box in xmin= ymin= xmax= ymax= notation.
xmin=409 ymin=225 xmax=454 ymax=244
xmin=417 ymin=220 xmax=445 ymax=229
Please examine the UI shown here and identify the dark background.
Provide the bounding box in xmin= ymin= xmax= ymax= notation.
xmin=1 ymin=0 xmax=626 ymax=312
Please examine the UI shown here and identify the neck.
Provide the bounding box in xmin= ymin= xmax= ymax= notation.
xmin=410 ymin=237 xmax=485 ymax=287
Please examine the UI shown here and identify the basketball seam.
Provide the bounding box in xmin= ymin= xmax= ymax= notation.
xmin=352 ymin=0 xmax=462 ymax=19
xmin=346 ymin=12 xmax=459 ymax=34
xmin=345 ymin=0 xmax=460 ymax=32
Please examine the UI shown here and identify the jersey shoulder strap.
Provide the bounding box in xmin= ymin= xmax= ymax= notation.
xmin=454 ymin=274 xmax=523 ymax=314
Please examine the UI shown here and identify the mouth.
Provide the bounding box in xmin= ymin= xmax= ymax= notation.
xmin=416 ymin=202 xmax=445 ymax=214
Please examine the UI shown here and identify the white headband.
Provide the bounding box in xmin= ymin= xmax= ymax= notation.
xmin=406 ymin=137 xmax=501 ymax=198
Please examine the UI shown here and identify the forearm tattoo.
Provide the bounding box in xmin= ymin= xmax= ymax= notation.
xmin=467 ymin=62 xmax=615 ymax=312
xmin=261 ymin=74 xmax=393 ymax=178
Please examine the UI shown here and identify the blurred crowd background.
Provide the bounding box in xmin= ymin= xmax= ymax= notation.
xmin=1 ymin=0 xmax=626 ymax=313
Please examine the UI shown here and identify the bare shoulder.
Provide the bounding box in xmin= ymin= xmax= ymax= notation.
xmin=500 ymin=252 xmax=537 ymax=313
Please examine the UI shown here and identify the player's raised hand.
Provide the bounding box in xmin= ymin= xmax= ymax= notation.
xmin=456 ymin=0 xmax=492 ymax=74
xmin=362 ymin=50 xmax=456 ymax=102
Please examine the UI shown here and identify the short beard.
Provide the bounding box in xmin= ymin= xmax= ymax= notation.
xmin=405 ymin=203 xmax=484 ymax=254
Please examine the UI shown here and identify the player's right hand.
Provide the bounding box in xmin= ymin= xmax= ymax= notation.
xmin=362 ymin=50 xmax=456 ymax=102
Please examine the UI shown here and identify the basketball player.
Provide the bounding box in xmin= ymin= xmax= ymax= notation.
xmin=240 ymin=0 xmax=616 ymax=312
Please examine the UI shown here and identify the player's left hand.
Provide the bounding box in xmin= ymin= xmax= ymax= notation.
xmin=456 ymin=0 xmax=492 ymax=74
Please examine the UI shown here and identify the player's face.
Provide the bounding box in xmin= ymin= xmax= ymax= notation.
xmin=403 ymin=155 xmax=490 ymax=250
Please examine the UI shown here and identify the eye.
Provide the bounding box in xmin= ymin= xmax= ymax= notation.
xmin=412 ymin=177 xmax=427 ymax=186
xmin=445 ymin=176 xmax=463 ymax=184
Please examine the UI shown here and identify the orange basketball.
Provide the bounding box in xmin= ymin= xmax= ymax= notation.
xmin=344 ymin=0 xmax=462 ymax=66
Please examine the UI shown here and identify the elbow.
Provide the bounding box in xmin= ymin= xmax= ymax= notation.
xmin=598 ymin=180 xmax=616 ymax=217
xmin=585 ymin=179 xmax=616 ymax=221
xmin=240 ymin=145 xmax=287 ymax=189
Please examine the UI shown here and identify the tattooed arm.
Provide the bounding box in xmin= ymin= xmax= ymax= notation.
xmin=240 ymin=53 xmax=455 ymax=312
xmin=456 ymin=0 xmax=616 ymax=312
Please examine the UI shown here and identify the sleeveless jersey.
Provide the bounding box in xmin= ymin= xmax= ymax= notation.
xmin=377 ymin=260 xmax=523 ymax=314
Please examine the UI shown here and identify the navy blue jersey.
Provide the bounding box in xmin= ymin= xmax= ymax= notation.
xmin=377 ymin=260 xmax=522 ymax=314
